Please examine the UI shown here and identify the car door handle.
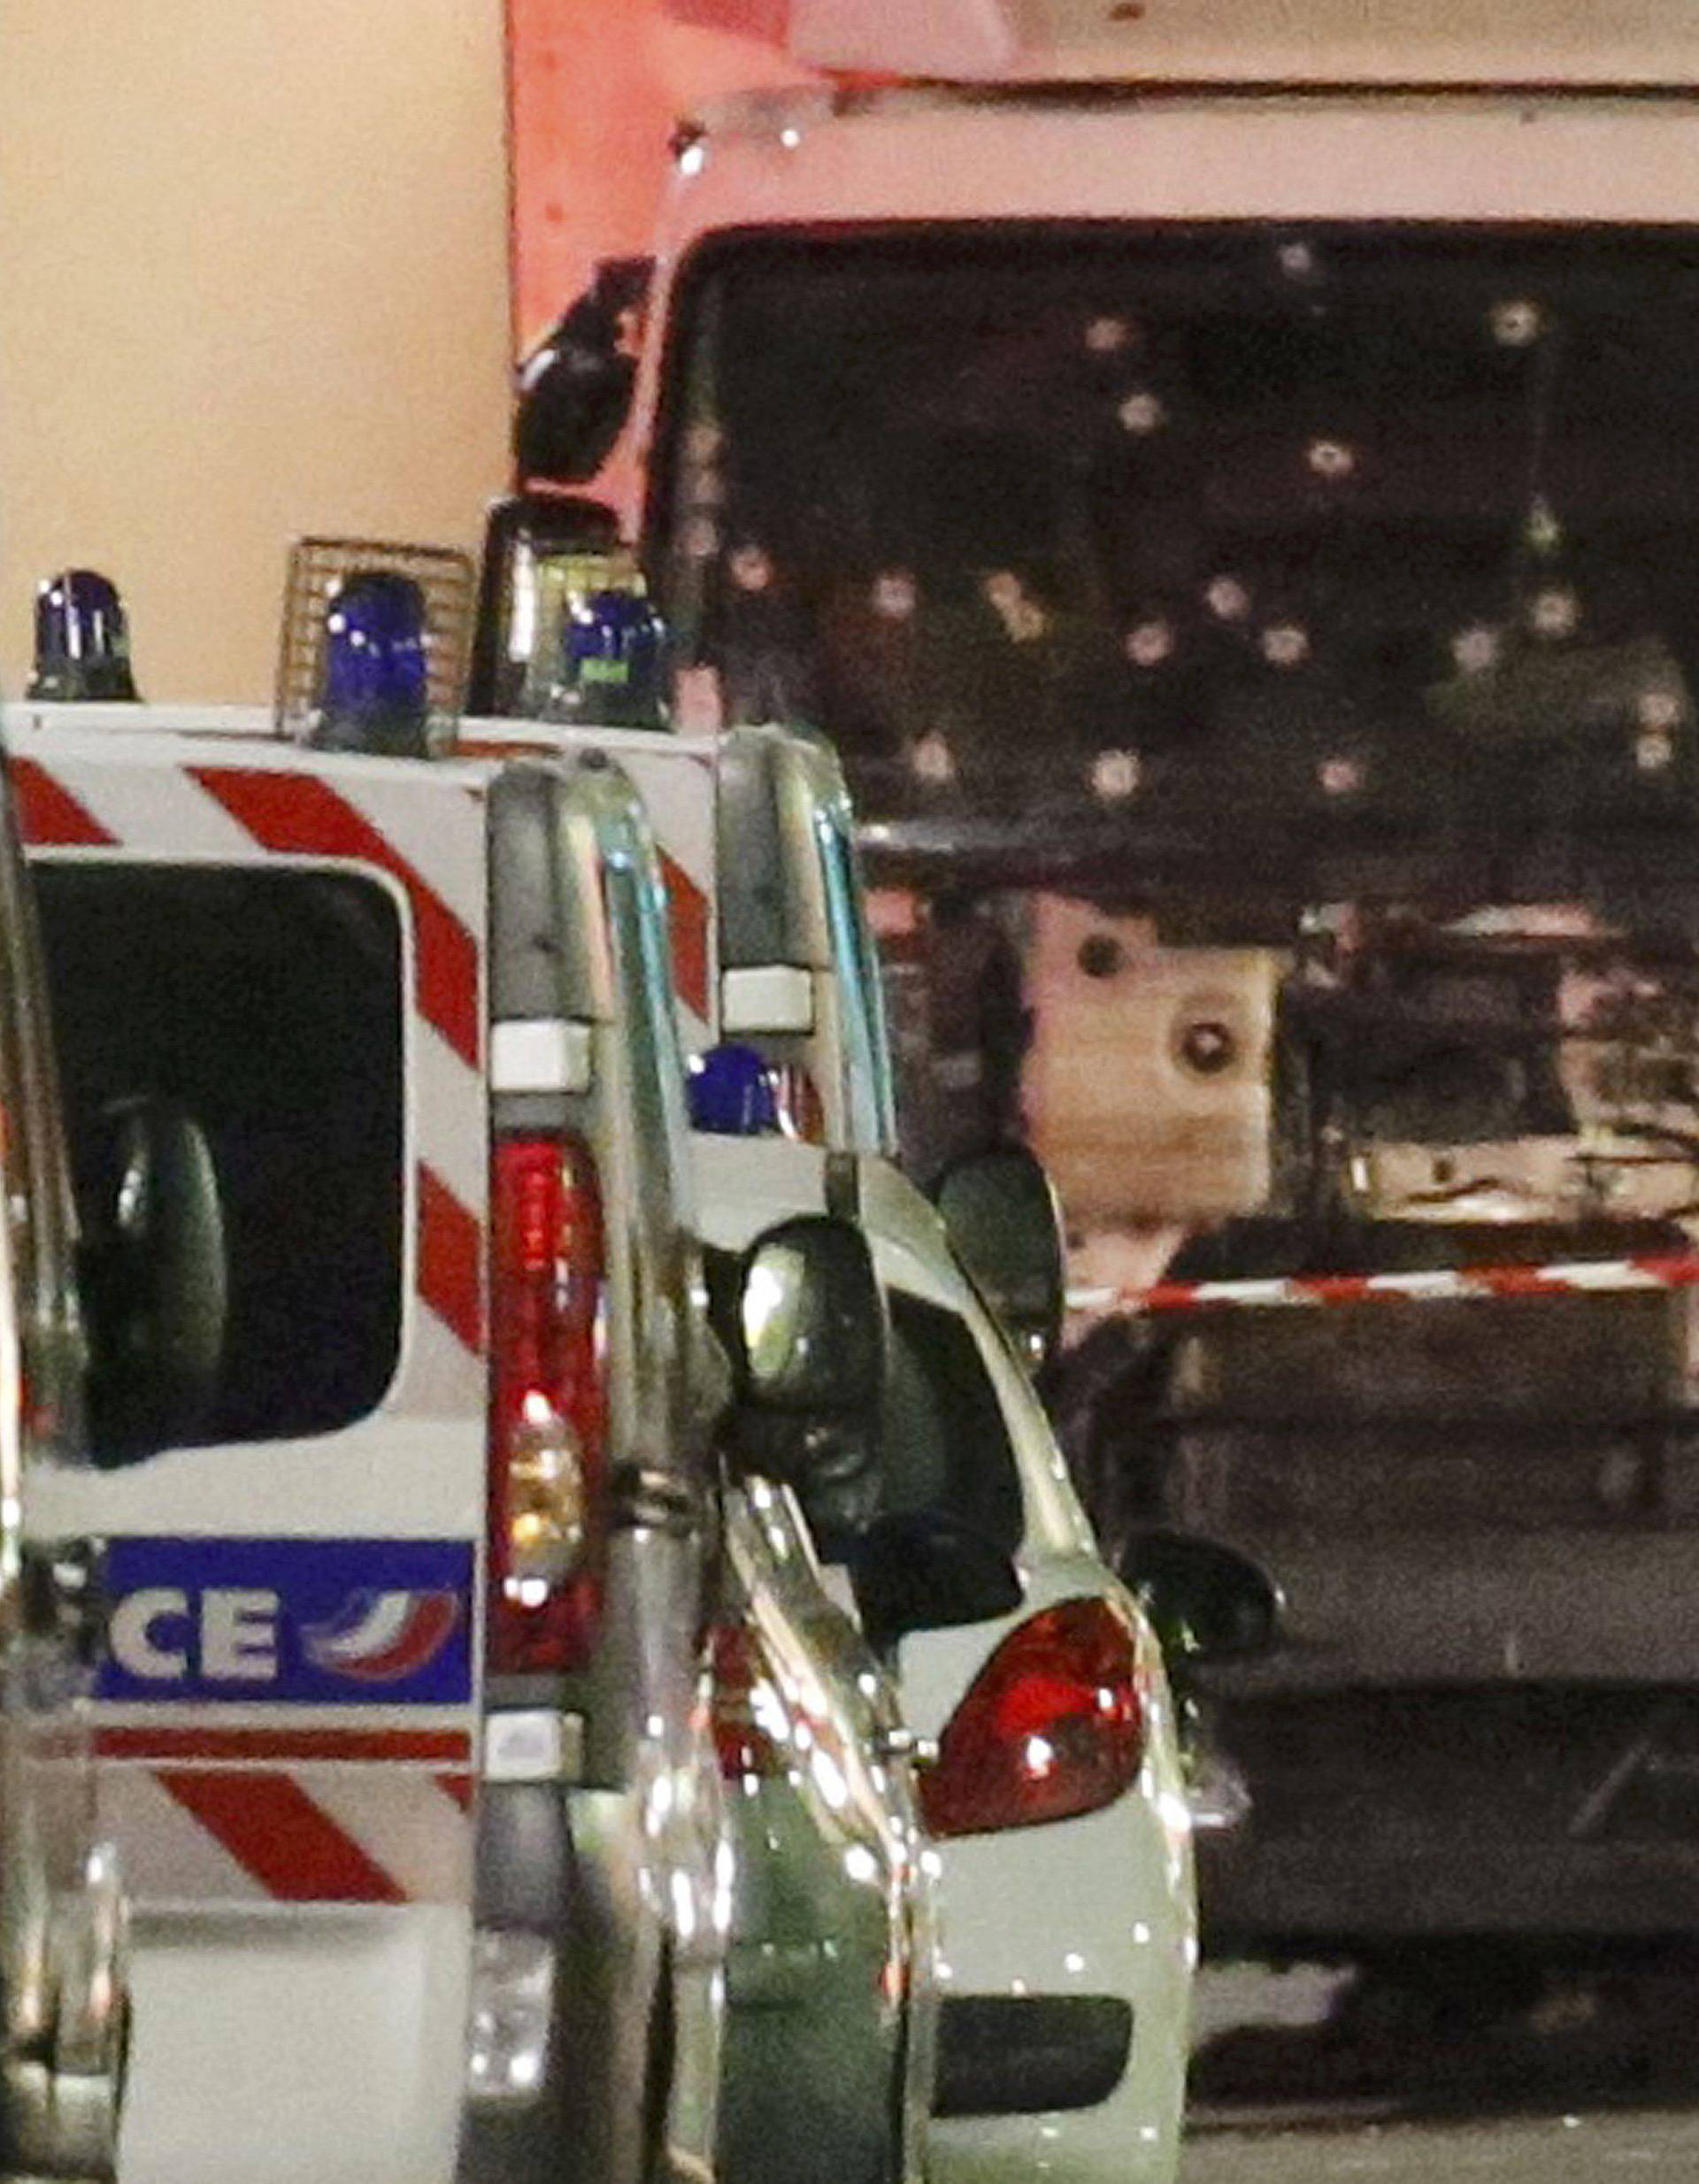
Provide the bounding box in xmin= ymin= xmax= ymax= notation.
xmin=873 ymin=1726 xmax=938 ymax=1768
xmin=726 ymin=1940 xmax=834 ymax=2006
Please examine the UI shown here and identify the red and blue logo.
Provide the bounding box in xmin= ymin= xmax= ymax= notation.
xmin=303 ymin=1588 xmax=463 ymax=1683
xmin=97 ymin=1538 xmax=473 ymax=1706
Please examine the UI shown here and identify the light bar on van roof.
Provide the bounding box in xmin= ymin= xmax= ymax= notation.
xmin=688 ymin=1043 xmax=781 ymax=1135
xmin=28 ymin=570 xmax=140 ymax=704
xmin=553 ymin=578 xmax=669 ymax=730
xmin=276 ymin=536 xmax=474 ymax=749
xmin=316 ymin=570 xmax=433 ymax=757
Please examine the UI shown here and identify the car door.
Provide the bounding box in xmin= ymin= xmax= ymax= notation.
xmin=713 ymin=1474 xmax=938 ymax=2184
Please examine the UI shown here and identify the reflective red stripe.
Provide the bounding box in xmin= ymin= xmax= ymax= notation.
xmin=436 ymin=1772 xmax=475 ymax=1811
xmin=96 ymin=1726 xmax=470 ymax=1765
xmin=1634 ymin=1254 xmax=1699 ymax=1290
xmin=419 ymin=1162 xmax=484 ymax=1355
xmin=192 ymin=767 xmax=480 ymax=1066
xmin=10 ymin=757 xmax=116 ymax=847
xmin=1136 ymin=1281 xmax=1224 ymax=1314
xmin=661 ymin=847 xmax=712 ymax=1022
xmin=156 ymin=1770 xmax=405 ymax=1903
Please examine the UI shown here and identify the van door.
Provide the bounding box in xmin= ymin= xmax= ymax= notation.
xmin=0 ymin=748 xmax=122 ymax=2177
xmin=457 ymin=721 xmax=721 ymax=1063
xmin=11 ymin=723 xmax=492 ymax=2184
xmin=466 ymin=757 xmax=727 ymax=2184
xmin=715 ymin=727 xmax=896 ymax=1154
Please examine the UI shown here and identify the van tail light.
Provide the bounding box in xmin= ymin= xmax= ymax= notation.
xmin=708 ymin=1621 xmax=785 ymax=1782
xmin=919 ymin=1599 xmax=1147 ymax=1839
xmin=488 ymin=1134 xmax=607 ymax=1674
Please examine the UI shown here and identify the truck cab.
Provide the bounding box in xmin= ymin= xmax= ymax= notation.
xmin=517 ymin=0 xmax=1699 ymax=1968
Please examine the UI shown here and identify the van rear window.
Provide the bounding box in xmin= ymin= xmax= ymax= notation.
xmin=35 ymin=862 xmax=404 ymax=1442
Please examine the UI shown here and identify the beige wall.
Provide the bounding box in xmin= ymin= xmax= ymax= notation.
xmin=0 ymin=0 xmax=512 ymax=703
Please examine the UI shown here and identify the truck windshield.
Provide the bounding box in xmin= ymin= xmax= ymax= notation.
xmin=660 ymin=224 xmax=1699 ymax=1234
xmin=660 ymin=222 xmax=1699 ymax=828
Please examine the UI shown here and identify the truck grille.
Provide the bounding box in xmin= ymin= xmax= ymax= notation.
xmin=1214 ymin=1688 xmax=1699 ymax=1853
xmin=1157 ymin=1287 xmax=1694 ymax=1536
xmin=1163 ymin=1419 xmax=1699 ymax=1538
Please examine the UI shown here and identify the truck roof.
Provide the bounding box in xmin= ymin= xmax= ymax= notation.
xmin=779 ymin=0 xmax=1699 ymax=89
xmin=659 ymin=85 xmax=1699 ymax=260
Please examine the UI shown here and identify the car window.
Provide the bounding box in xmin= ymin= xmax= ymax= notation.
xmin=35 ymin=862 xmax=404 ymax=1442
xmin=881 ymin=1286 xmax=1023 ymax=1554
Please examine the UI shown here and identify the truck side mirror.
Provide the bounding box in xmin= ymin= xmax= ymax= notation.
xmin=1117 ymin=1531 xmax=1283 ymax=1665
xmin=849 ymin=1506 xmax=1023 ymax=1655
xmin=80 ymin=1098 xmax=227 ymax=1465
xmin=512 ymin=256 xmax=653 ymax=488
xmin=933 ymin=1145 xmax=1065 ymax=1373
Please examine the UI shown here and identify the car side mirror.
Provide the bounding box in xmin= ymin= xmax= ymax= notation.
xmin=80 ymin=1098 xmax=227 ymax=1465
xmin=933 ymin=1146 xmax=1065 ymax=1373
xmin=733 ymin=1215 xmax=884 ymax=1413
xmin=849 ymin=1507 xmax=1023 ymax=1656
xmin=1117 ymin=1531 xmax=1282 ymax=1664
xmin=726 ymin=1216 xmax=887 ymax=1542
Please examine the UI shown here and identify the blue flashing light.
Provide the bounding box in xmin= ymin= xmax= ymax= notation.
xmin=688 ymin=1042 xmax=781 ymax=1136
xmin=313 ymin=569 xmax=431 ymax=755
xmin=552 ymin=586 xmax=668 ymax=728
xmin=27 ymin=570 xmax=139 ymax=702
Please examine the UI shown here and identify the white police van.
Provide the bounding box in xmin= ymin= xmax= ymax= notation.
xmin=465 ymin=511 xmax=896 ymax=1163
xmin=2 ymin=546 xmax=905 ymax=2184
xmin=465 ymin=527 xmax=1267 ymax=2184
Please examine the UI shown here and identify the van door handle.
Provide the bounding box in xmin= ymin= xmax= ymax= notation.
xmin=20 ymin=1539 xmax=107 ymax=1667
xmin=612 ymin=1466 xmax=701 ymax=1536
xmin=873 ymin=1726 xmax=938 ymax=1769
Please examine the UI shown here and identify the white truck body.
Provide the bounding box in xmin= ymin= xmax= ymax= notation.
xmin=602 ymin=0 xmax=1699 ymax=1964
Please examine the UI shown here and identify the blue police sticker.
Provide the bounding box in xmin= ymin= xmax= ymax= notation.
xmin=98 ymin=1537 xmax=474 ymax=1706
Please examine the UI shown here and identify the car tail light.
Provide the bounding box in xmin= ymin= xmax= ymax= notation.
xmin=708 ymin=1620 xmax=785 ymax=1782
xmin=488 ymin=1134 xmax=606 ymax=1673
xmin=919 ymin=1598 xmax=1146 ymax=1839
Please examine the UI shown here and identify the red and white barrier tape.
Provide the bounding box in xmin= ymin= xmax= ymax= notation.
xmin=1068 ymin=1252 xmax=1699 ymax=1318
